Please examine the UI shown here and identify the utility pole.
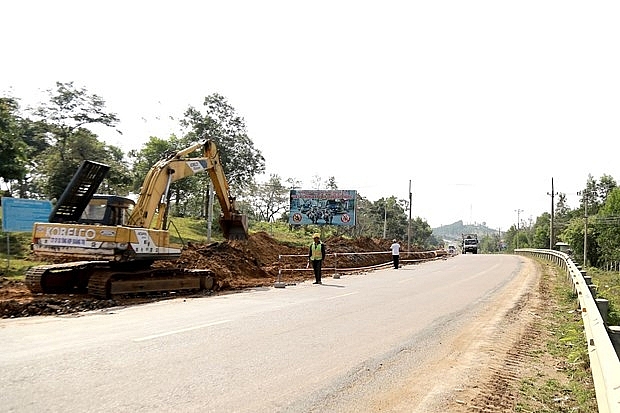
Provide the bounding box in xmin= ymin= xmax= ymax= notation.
xmin=207 ymin=180 xmax=214 ymax=242
xmin=383 ymin=200 xmax=387 ymax=239
xmin=578 ymin=188 xmax=588 ymax=268
xmin=584 ymin=193 xmax=588 ymax=267
xmin=407 ymin=180 xmax=412 ymax=253
xmin=514 ymin=208 xmax=523 ymax=250
xmin=547 ymin=177 xmax=557 ymax=249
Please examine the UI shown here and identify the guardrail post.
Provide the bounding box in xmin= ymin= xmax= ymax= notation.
xmin=274 ymin=269 xmax=286 ymax=288
xmin=579 ymin=270 xmax=592 ymax=281
xmin=333 ymin=253 xmax=340 ymax=279
xmin=609 ymin=326 xmax=620 ymax=360
xmin=596 ymin=298 xmax=610 ymax=324
xmin=274 ymin=255 xmax=286 ymax=288
xmin=588 ymin=284 xmax=598 ymax=298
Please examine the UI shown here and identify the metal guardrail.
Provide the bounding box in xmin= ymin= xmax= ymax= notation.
xmin=517 ymin=248 xmax=620 ymax=413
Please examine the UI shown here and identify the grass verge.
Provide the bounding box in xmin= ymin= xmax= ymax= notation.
xmin=515 ymin=261 xmax=598 ymax=412
xmin=586 ymin=266 xmax=620 ymax=326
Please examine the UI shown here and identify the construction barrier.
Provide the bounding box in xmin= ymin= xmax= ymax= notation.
xmin=274 ymin=250 xmax=444 ymax=286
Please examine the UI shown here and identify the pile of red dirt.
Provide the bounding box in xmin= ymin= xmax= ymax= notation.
xmin=1 ymin=232 xmax=445 ymax=318
xmin=170 ymin=232 xmax=442 ymax=290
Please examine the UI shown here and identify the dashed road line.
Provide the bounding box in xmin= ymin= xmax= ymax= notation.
xmin=132 ymin=319 xmax=232 ymax=342
xmin=326 ymin=292 xmax=359 ymax=300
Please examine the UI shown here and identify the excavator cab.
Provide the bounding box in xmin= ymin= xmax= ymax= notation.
xmin=79 ymin=195 xmax=135 ymax=226
xmin=47 ymin=160 xmax=136 ymax=227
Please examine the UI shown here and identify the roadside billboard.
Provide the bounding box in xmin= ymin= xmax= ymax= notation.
xmin=1 ymin=197 xmax=53 ymax=232
xmin=289 ymin=189 xmax=356 ymax=226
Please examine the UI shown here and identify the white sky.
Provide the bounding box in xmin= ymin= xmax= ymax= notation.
xmin=2 ymin=1 xmax=619 ymax=231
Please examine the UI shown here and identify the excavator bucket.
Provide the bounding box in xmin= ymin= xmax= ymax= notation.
xmin=220 ymin=213 xmax=248 ymax=240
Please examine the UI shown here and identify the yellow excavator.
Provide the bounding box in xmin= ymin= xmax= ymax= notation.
xmin=26 ymin=139 xmax=248 ymax=298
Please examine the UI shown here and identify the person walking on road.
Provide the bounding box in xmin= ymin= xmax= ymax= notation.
xmin=309 ymin=233 xmax=326 ymax=284
xmin=390 ymin=239 xmax=400 ymax=269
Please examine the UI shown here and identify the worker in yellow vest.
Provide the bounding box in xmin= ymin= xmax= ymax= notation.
xmin=308 ymin=233 xmax=326 ymax=284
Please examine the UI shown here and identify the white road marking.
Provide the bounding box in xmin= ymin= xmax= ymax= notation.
xmin=397 ymin=277 xmax=417 ymax=284
xmin=326 ymin=292 xmax=358 ymax=300
xmin=132 ymin=319 xmax=232 ymax=342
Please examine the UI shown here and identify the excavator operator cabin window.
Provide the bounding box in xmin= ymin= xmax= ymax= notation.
xmin=81 ymin=199 xmax=107 ymax=222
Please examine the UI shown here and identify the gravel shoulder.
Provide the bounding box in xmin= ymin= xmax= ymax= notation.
xmin=356 ymin=256 xmax=593 ymax=412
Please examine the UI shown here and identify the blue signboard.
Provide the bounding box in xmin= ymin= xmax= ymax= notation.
xmin=1 ymin=197 xmax=52 ymax=233
xmin=289 ymin=189 xmax=357 ymax=226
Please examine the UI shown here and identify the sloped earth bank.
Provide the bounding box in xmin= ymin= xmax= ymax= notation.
xmin=0 ymin=232 xmax=440 ymax=318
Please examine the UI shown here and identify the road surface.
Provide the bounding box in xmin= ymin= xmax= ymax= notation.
xmin=0 ymin=254 xmax=539 ymax=412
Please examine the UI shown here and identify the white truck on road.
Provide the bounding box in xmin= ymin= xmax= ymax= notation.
xmin=462 ymin=233 xmax=479 ymax=254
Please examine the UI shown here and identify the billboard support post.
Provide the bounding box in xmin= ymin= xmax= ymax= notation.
xmin=5 ymin=233 xmax=9 ymax=272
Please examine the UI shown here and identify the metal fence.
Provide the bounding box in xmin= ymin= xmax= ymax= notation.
xmin=517 ymin=248 xmax=620 ymax=413
xmin=275 ymin=250 xmax=445 ymax=285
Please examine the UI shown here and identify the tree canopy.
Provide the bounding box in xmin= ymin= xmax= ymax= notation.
xmin=0 ymin=97 xmax=27 ymax=187
xmin=181 ymin=93 xmax=265 ymax=191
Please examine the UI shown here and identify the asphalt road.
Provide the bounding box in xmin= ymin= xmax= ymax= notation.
xmin=0 ymin=254 xmax=530 ymax=412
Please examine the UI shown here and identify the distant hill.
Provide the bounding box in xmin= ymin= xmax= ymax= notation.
xmin=432 ymin=220 xmax=500 ymax=243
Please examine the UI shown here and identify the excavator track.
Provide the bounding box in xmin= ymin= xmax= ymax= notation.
xmin=25 ymin=266 xmax=49 ymax=294
xmin=26 ymin=262 xmax=212 ymax=299
xmin=87 ymin=268 xmax=212 ymax=299
xmin=86 ymin=270 xmax=115 ymax=299
xmin=25 ymin=261 xmax=100 ymax=294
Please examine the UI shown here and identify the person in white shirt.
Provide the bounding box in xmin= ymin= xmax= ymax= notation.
xmin=390 ymin=239 xmax=400 ymax=269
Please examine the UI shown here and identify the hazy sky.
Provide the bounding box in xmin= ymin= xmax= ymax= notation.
xmin=3 ymin=1 xmax=619 ymax=231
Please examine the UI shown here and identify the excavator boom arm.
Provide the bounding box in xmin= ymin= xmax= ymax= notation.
xmin=204 ymin=141 xmax=237 ymax=219
xmin=128 ymin=141 xmax=209 ymax=228
xmin=127 ymin=140 xmax=247 ymax=239
xmin=204 ymin=141 xmax=248 ymax=239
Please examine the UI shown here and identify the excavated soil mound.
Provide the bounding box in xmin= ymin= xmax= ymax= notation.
xmin=1 ymin=232 xmax=445 ymax=318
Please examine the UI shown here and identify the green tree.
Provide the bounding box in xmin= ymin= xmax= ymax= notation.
xmin=181 ymin=93 xmax=265 ymax=191
xmin=36 ymin=128 xmax=131 ymax=200
xmin=129 ymin=135 xmax=216 ymax=219
xmin=0 ymin=97 xmax=50 ymax=198
xmin=27 ymin=82 xmax=128 ymax=200
xmin=593 ymin=187 xmax=620 ymax=266
xmin=532 ymin=213 xmax=552 ymax=248
xmin=408 ymin=217 xmax=434 ymax=248
xmin=560 ymin=217 xmax=594 ymax=266
xmin=363 ymin=197 xmax=409 ymax=240
xmin=325 ymin=176 xmax=338 ymax=190
xmin=250 ymin=174 xmax=290 ymax=222
xmin=596 ymin=174 xmax=617 ymax=207
xmin=554 ymin=192 xmax=572 ymax=233
xmin=0 ymin=97 xmax=28 ymax=192
xmin=33 ymin=82 xmax=120 ymax=162
xmin=128 ymin=136 xmax=179 ymax=191
xmin=480 ymin=232 xmax=502 ymax=253
xmin=577 ymin=174 xmax=618 ymax=218
xmin=353 ymin=196 xmax=376 ymax=237
xmin=503 ymin=223 xmax=532 ymax=251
